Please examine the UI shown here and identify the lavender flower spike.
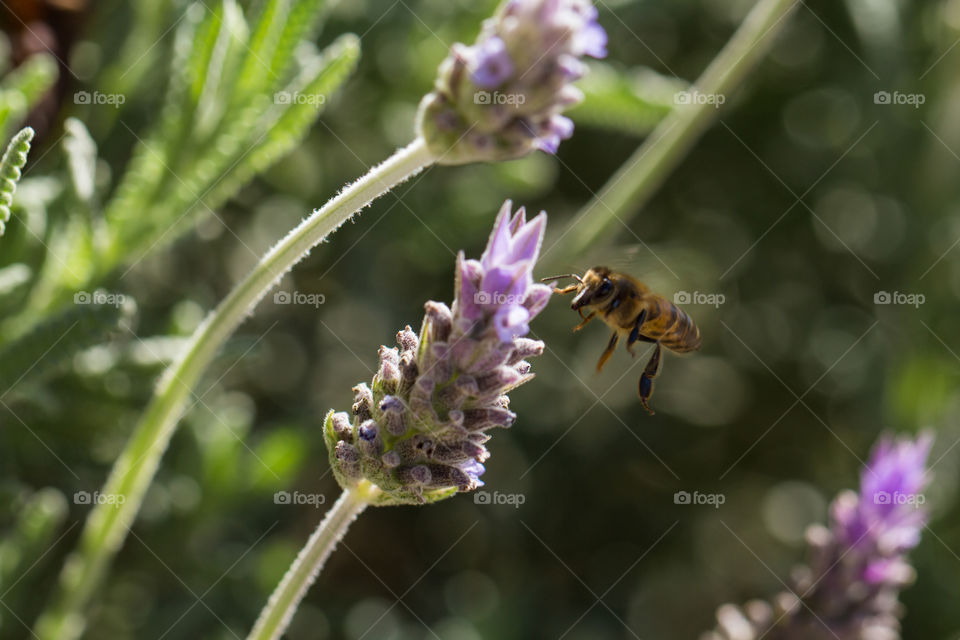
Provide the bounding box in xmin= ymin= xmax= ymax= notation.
xmin=417 ymin=0 xmax=607 ymax=165
xmin=703 ymin=432 xmax=934 ymax=640
xmin=324 ymin=201 xmax=551 ymax=505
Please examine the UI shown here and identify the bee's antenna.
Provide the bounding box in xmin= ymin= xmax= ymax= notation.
xmin=540 ymin=273 xmax=582 ymax=283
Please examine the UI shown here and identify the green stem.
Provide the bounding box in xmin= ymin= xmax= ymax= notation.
xmin=34 ymin=138 xmax=434 ymax=640
xmin=545 ymin=0 xmax=800 ymax=264
xmin=246 ymin=482 xmax=380 ymax=640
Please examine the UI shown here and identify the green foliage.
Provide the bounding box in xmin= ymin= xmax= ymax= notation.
xmin=569 ymin=62 xmax=684 ymax=136
xmin=62 ymin=119 xmax=98 ymax=208
xmin=0 ymin=488 xmax=67 ymax=595
xmin=22 ymin=0 xmax=357 ymax=325
xmin=0 ymin=127 xmax=32 ymax=237
xmin=0 ymin=55 xmax=56 ymax=141
xmin=0 ymin=298 xmax=128 ymax=397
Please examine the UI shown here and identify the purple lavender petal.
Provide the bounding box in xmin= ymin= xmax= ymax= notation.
xmin=508 ymin=206 xmax=527 ymax=234
xmin=493 ymin=305 xmax=531 ymax=342
xmin=523 ymin=283 xmax=553 ymax=318
xmin=482 ymin=200 xmax=515 ymax=270
xmin=577 ymin=21 xmax=608 ymax=58
xmin=505 ymin=211 xmax=547 ymax=265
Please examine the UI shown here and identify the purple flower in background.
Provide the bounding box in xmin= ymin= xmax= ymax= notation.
xmin=417 ymin=0 xmax=607 ymax=164
xmin=470 ymin=36 xmax=515 ymax=88
xmin=324 ymin=201 xmax=551 ymax=505
xmin=703 ymin=433 xmax=933 ymax=640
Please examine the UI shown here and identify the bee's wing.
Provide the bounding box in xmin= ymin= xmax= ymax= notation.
xmin=579 ymin=242 xmax=720 ymax=294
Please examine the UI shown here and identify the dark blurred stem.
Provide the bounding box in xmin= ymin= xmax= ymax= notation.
xmin=247 ymin=482 xmax=380 ymax=640
xmin=33 ymin=138 xmax=434 ymax=640
xmin=544 ymin=0 xmax=801 ymax=266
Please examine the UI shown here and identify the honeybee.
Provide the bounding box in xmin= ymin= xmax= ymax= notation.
xmin=543 ymin=267 xmax=701 ymax=415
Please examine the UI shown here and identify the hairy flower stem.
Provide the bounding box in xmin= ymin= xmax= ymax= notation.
xmin=247 ymin=482 xmax=381 ymax=640
xmin=545 ymin=0 xmax=799 ymax=265
xmin=34 ymin=139 xmax=435 ymax=640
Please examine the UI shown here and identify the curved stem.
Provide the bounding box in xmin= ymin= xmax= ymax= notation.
xmin=545 ymin=0 xmax=800 ymax=265
xmin=246 ymin=482 xmax=380 ymax=640
xmin=34 ymin=138 xmax=434 ymax=640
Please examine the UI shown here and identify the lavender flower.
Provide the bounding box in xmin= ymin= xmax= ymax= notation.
xmin=702 ymin=433 xmax=933 ymax=640
xmin=324 ymin=201 xmax=552 ymax=505
xmin=417 ymin=0 xmax=607 ymax=165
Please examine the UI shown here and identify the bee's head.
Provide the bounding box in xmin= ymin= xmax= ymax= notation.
xmin=571 ymin=266 xmax=614 ymax=310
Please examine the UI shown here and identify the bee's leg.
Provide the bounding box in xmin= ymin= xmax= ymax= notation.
xmin=573 ymin=311 xmax=596 ymax=332
xmin=625 ymin=310 xmax=653 ymax=357
xmin=553 ymin=284 xmax=580 ymax=295
xmin=638 ymin=343 xmax=662 ymax=415
xmin=596 ymin=331 xmax=619 ymax=372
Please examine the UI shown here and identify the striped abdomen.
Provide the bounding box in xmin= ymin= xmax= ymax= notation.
xmin=640 ymin=296 xmax=702 ymax=353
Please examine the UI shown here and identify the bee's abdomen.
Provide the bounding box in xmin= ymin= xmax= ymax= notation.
xmin=642 ymin=299 xmax=701 ymax=353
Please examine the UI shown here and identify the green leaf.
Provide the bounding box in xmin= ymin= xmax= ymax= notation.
xmin=0 ymin=127 xmax=33 ymax=238
xmin=62 ymin=118 xmax=98 ymax=206
xmin=0 ymin=54 xmax=56 ymax=138
xmin=234 ymin=0 xmax=293 ymax=100
xmin=204 ymin=34 xmax=360 ymax=209
xmin=270 ymin=0 xmax=330 ymax=85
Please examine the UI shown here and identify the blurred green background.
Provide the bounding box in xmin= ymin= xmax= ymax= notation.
xmin=2 ymin=0 xmax=960 ymax=638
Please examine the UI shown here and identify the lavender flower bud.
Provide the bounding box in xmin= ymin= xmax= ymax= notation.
xmin=397 ymin=325 xmax=418 ymax=353
xmin=509 ymin=337 xmax=545 ymax=364
xmin=704 ymin=433 xmax=933 ymax=640
xmin=416 ymin=0 xmax=607 ymax=164
xmin=334 ymin=442 xmax=362 ymax=481
xmin=330 ymin=411 xmax=353 ymax=442
xmin=379 ymin=395 xmax=407 ymax=436
xmin=424 ymin=301 xmax=453 ymax=343
xmin=352 ymin=384 xmax=373 ymax=422
xmin=323 ymin=201 xmax=550 ymax=505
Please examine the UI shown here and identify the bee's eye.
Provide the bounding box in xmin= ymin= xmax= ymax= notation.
xmin=597 ymin=280 xmax=612 ymax=296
